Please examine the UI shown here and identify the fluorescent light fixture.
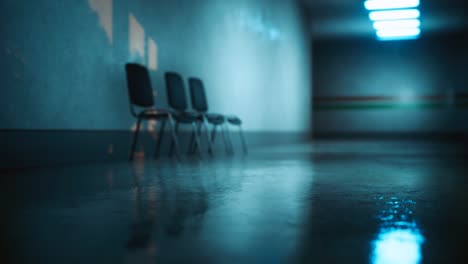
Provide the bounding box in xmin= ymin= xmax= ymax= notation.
xmin=373 ymin=19 xmax=421 ymax=30
xmin=369 ymin=9 xmax=420 ymax=21
xmin=365 ymin=0 xmax=420 ymax=11
xmin=377 ymin=27 xmax=421 ymax=40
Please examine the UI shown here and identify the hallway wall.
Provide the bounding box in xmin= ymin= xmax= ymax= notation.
xmin=312 ymin=32 xmax=468 ymax=136
xmin=0 ymin=0 xmax=312 ymax=168
xmin=0 ymin=0 xmax=312 ymax=132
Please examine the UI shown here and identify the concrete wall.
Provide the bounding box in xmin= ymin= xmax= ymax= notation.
xmin=0 ymin=0 xmax=312 ymax=132
xmin=312 ymin=32 xmax=468 ymax=134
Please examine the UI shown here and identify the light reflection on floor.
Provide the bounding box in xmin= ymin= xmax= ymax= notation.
xmin=372 ymin=228 xmax=424 ymax=264
xmin=371 ymin=197 xmax=425 ymax=264
xmin=2 ymin=140 xmax=468 ymax=263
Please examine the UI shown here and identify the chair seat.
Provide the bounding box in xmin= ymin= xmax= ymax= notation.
xmin=172 ymin=111 xmax=203 ymax=123
xmin=205 ymin=113 xmax=225 ymax=125
xmin=226 ymin=115 xmax=242 ymax=125
xmin=138 ymin=109 xmax=170 ymax=119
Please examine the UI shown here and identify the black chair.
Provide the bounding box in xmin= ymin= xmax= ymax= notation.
xmin=188 ymin=78 xmax=232 ymax=155
xmin=188 ymin=78 xmax=247 ymax=155
xmin=125 ymin=63 xmax=181 ymax=161
xmin=165 ymin=72 xmax=213 ymax=157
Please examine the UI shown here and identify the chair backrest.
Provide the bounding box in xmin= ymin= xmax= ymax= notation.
xmin=125 ymin=63 xmax=154 ymax=108
xmin=188 ymin=78 xmax=208 ymax=112
xmin=165 ymin=72 xmax=188 ymax=111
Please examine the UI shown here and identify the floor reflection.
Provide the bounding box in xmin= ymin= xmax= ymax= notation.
xmin=371 ymin=197 xmax=425 ymax=264
xmin=2 ymin=140 xmax=468 ymax=263
xmin=126 ymin=160 xmax=157 ymax=264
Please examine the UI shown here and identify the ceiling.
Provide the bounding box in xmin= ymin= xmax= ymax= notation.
xmin=301 ymin=0 xmax=468 ymax=39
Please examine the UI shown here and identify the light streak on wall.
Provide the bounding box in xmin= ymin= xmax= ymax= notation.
xmin=148 ymin=37 xmax=158 ymax=71
xmin=88 ymin=0 xmax=113 ymax=44
xmin=237 ymin=10 xmax=281 ymax=41
xmin=129 ymin=13 xmax=145 ymax=63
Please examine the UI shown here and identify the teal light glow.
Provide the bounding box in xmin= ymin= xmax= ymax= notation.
xmin=398 ymin=90 xmax=416 ymax=103
xmin=365 ymin=0 xmax=420 ymax=11
xmin=372 ymin=197 xmax=425 ymax=264
xmin=373 ymin=19 xmax=421 ymax=31
xmin=364 ymin=0 xmax=422 ymax=41
xmin=372 ymin=228 xmax=424 ymax=264
xmin=377 ymin=28 xmax=421 ymax=40
xmin=369 ymin=9 xmax=420 ymax=21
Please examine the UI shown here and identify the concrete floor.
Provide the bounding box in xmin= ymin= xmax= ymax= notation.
xmin=1 ymin=140 xmax=468 ymax=263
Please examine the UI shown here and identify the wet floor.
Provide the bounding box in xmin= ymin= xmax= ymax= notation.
xmin=1 ymin=140 xmax=468 ymax=263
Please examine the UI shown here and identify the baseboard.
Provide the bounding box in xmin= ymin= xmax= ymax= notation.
xmin=0 ymin=129 xmax=310 ymax=170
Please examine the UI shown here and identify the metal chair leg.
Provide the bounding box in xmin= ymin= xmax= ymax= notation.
xmin=169 ymin=122 xmax=179 ymax=157
xmin=211 ymin=125 xmax=217 ymax=143
xmin=238 ymin=125 xmax=248 ymax=155
xmin=169 ymin=126 xmax=175 ymax=156
xmin=129 ymin=118 xmax=142 ymax=161
xmin=191 ymin=122 xmax=203 ymax=158
xmin=154 ymin=119 xmax=166 ymax=159
xmin=188 ymin=128 xmax=196 ymax=155
xmin=219 ymin=124 xmax=231 ymax=155
xmin=201 ymin=121 xmax=214 ymax=156
xmin=224 ymin=124 xmax=234 ymax=155
xmin=168 ymin=117 xmax=181 ymax=160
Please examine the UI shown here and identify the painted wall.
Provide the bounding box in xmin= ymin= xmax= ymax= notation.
xmin=312 ymin=32 xmax=468 ymax=134
xmin=0 ymin=0 xmax=312 ymax=132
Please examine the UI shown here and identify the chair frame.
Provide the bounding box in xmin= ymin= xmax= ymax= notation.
xmin=188 ymin=77 xmax=247 ymax=155
xmin=125 ymin=63 xmax=182 ymax=161
xmin=165 ymin=72 xmax=213 ymax=158
xmin=226 ymin=116 xmax=248 ymax=155
xmin=188 ymin=115 xmax=232 ymax=155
